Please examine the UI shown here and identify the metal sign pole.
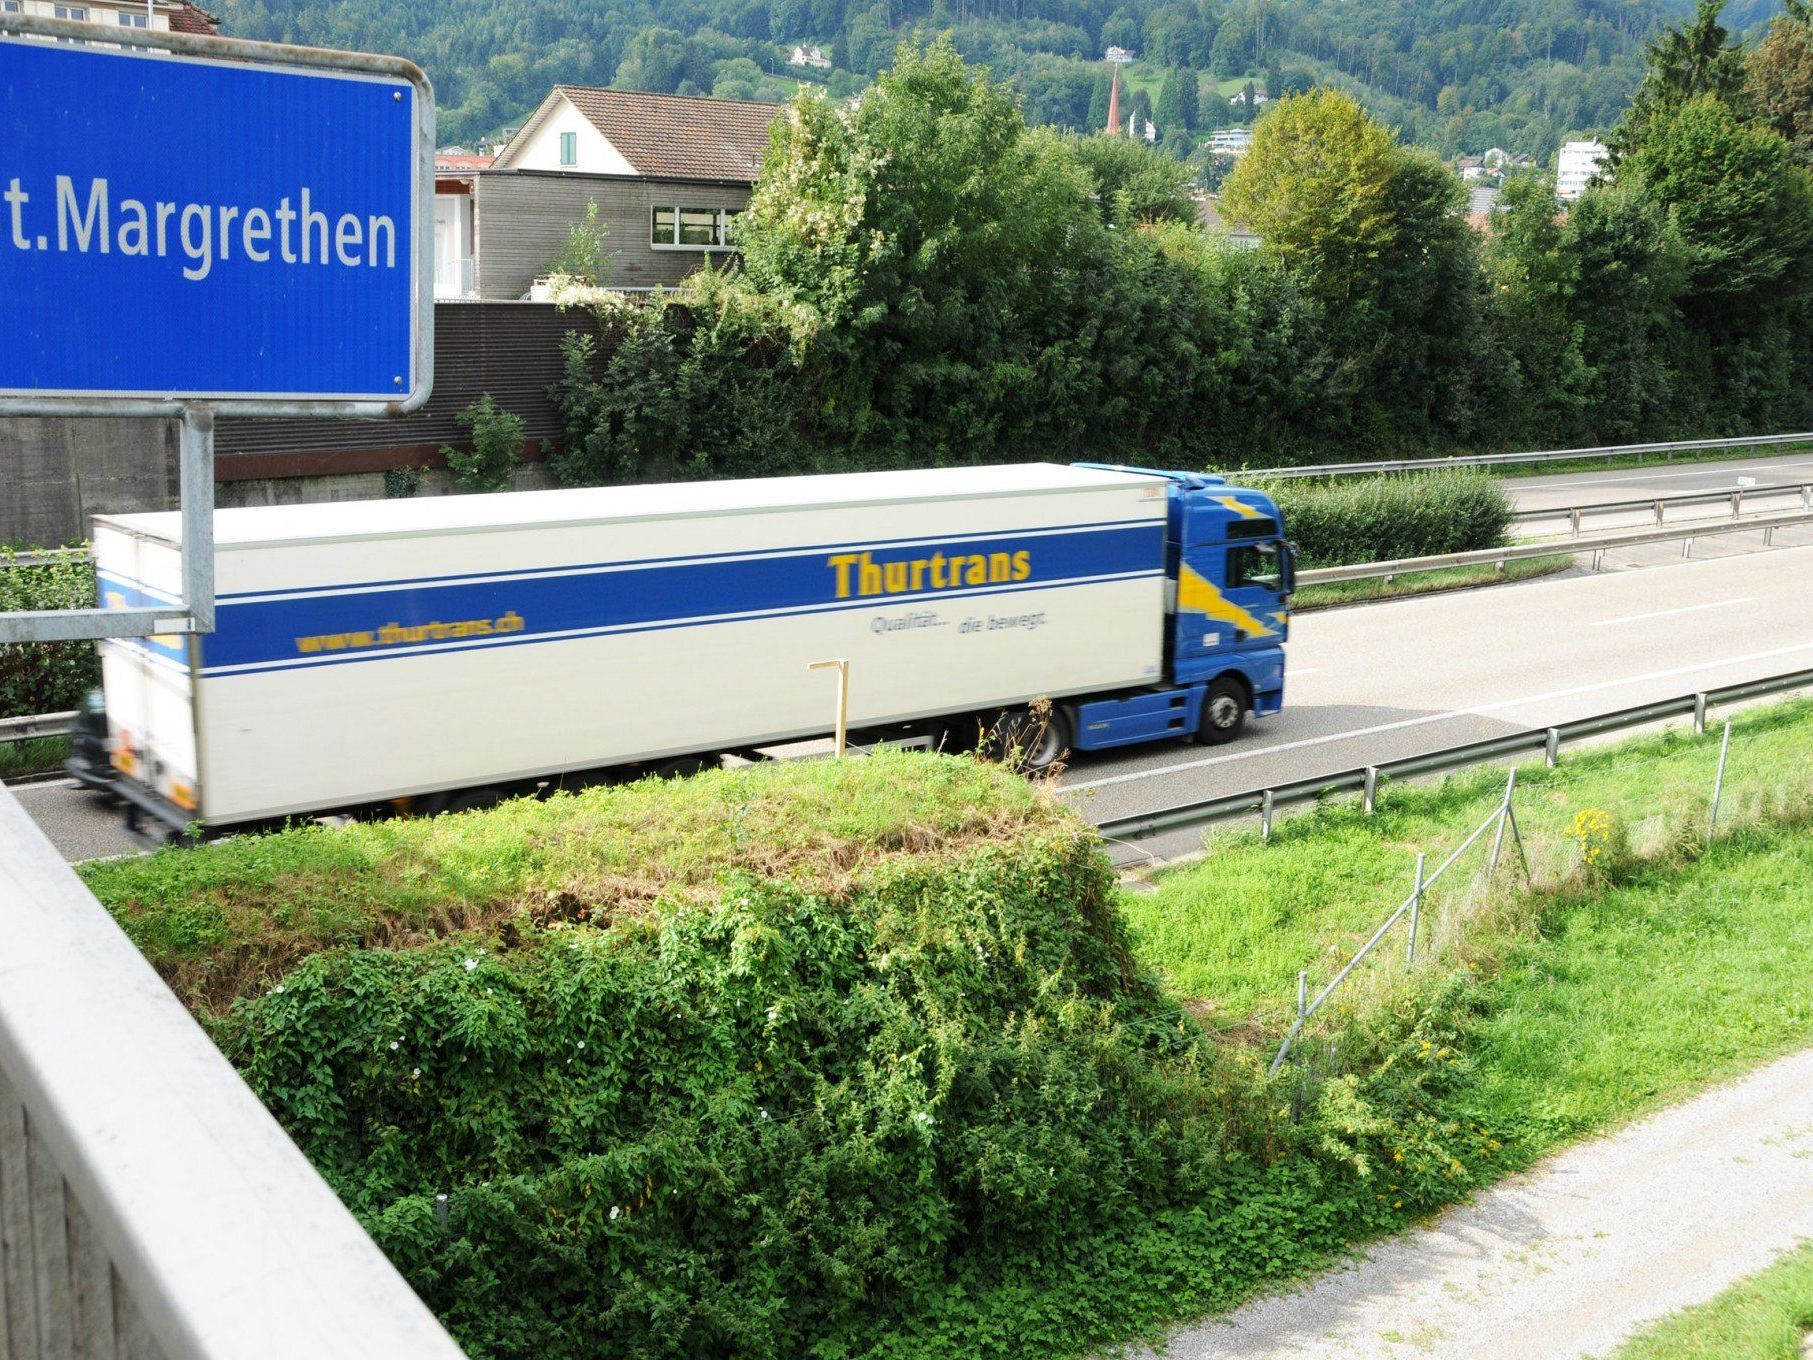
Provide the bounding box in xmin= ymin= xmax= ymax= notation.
xmin=179 ymin=407 xmax=216 ymax=634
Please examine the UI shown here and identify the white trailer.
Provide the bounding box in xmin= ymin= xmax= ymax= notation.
xmin=93 ymin=464 xmax=1173 ymax=830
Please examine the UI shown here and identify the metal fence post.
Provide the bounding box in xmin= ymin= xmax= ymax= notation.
xmin=1405 ymin=852 xmax=1425 ymax=964
xmin=1694 ymin=692 xmax=1708 ymax=735
xmin=1487 ymin=767 xmax=1516 ymax=876
xmin=1363 ymin=766 xmax=1379 ymax=814
xmin=1297 ymin=970 xmax=1307 ymax=1020
xmin=1545 ymin=728 xmax=1560 ymax=767
xmin=1260 ymin=790 xmax=1276 ymax=841
xmin=1709 ymin=719 xmax=1733 ymax=840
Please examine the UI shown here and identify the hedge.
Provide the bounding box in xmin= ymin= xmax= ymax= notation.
xmin=0 ymin=548 xmax=99 ymax=719
xmin=89 ymin=757 xmax=1509 ymax=1360
xmin=1252 ymin=469 xmax=1513 ymax=568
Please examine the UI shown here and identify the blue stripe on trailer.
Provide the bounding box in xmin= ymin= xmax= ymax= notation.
xmin=199 ymin=522 xmax=1166 ymax=674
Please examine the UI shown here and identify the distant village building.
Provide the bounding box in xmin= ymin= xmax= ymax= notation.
xmin=1456 ymin=155 xmax=1486 ymax=182
xmin=1196 ymin=195 xmax=1259 ymax=249
xmin=1104 ymin=45 xmax=1137 ymax=63
xmin=1 ymin=0 xmax=218 ymax=33
xmin=788 ymin=44 xmax=831 ymax=69
xmin=1207 ymin=127 xmax=1253 ymax=157
xmin=1556 ymin=139 xmax=1610 ymax=202
xmin=434 ymin=85 xmax=785 ymax=300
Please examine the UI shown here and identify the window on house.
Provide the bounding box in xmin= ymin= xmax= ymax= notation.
xmin=1 ymin=3 xmax=23 ymax=13
xmin=650 ymin=206 xmax=741 ymax=249
xmin=118 ymin=10 xmax=149 ymax=24
xmin=54 ymin=4 xmax=88 ymax=17
xmin=558 ymin=131 xmax=577 ymax=167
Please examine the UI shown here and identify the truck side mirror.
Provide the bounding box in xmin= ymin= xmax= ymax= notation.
xmin=1280 ymin=541 xmax=1298 ymax=596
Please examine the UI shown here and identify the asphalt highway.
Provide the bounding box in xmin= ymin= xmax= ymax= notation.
xmin=1506 ymin=449 xmax=1813 ymax=523
xmin=13 ymin=476 xmax=1813 ymax=866
xmin=1060 ymin=525 xmax=1813 ymax=855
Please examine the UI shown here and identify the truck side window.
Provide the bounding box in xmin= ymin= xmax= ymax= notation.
xmin=1227 ymin=542 xmax=1283 ymax=591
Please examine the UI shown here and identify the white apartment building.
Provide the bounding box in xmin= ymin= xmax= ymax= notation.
xmin=1208 ymin=127 xmax=1253 ymax=157
xmin=1556 ymin=139 xmax=1610 ymax=202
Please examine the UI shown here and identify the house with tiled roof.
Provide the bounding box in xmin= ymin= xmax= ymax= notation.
xmin=435 ymin=85 xmax=787 ymax=301
xmin=1 ymin=0 xmax=218 ymax=34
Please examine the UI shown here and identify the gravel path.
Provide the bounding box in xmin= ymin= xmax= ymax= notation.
xmin=1148 ymin=1047 xmax=1813 ymax=1360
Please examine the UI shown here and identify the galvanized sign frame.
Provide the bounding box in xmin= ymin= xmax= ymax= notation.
xmin=0 ymin=16 xmax=435 ymax=643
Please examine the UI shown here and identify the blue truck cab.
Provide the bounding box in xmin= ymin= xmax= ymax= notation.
xmin=1065 ymin=465 xmax=1295 ymax=752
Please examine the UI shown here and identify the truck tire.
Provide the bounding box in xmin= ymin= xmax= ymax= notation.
xmin=1198 ymin=677 xmax=1248 ymax=745
xmin=988 ymin=705 xmax=1071 ymax=774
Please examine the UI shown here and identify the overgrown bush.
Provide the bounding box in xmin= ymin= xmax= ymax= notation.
xmin=1254 ymin=470 xmax=1512 ymax=567
xmin=443 ymin=395 xmax=526 ymax=493
xmin=93 ymin=757 xmax=1507 ymax=1360
xmin=0 ymin=548 xmax=99 ymax=718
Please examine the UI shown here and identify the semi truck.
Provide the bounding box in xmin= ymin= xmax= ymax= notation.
xmin=87 ymin=462 xmax=1294 ymax=837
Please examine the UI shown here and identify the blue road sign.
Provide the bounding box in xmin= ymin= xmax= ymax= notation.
xmin=0 ymin=31 xmax=428 ymax=407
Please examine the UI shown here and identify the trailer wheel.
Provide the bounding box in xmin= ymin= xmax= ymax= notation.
xmin=1198 ymin=677 xmax=1249 ymax=746
xmin=653 ymin=756 xmax=715 ymax=780
xmin=443 ymin=787 xmax=506 ymax=815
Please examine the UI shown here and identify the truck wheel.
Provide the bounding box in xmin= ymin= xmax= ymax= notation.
xmin=989 ymin=705 xmax=1071 ymax=774
xmin=653 ymin=756 xmax=714 ymax=779
xmin=1198 ymin=678 xmax=1248 ymax=746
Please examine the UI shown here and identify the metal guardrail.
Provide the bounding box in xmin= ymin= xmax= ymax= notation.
xmin=1296 ymin=505 xmax=1813 ymax=586
xmin=1096 ymin=667 xmax=1813 ymax=842
xmin=0 ymin=711 xmax=74 ymax=744
xmin=1242 ymin=431 xmax=1813 ymax=480
xmin=0 ymin=787 xmax=467 ymax=1360
xmin=1511 ymin=482 xmax=1813 ymax=534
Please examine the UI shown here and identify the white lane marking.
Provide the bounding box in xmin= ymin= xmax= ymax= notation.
xmin=1590 ymin=597 xmax=1755 ymax=628
xmin=1063 ymin=637 xmax=1813 ymax=792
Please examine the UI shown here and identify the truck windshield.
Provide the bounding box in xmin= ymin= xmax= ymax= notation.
xmin=1227 ymin=541 xmax=1284 ymax=592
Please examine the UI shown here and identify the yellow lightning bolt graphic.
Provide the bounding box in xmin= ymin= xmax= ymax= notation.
xmin=1177 ymin=565 xmax=1278 ymax=638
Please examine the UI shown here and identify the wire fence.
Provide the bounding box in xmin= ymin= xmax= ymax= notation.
xmin=1267 ymin=714 xmax=1783 ymax=1075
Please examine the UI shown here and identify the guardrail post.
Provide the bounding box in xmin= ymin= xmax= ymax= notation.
xmin=1694 ymin=692 xmax=1708 ymax=735
xmin=1682 ymin=536 xmax=1694 ymax=559
xmin=1591 ymin=548 xmax=1604 ymax=572
xmin=1709 ymin=719 xmax=1733 ymax=841
xmin=1544 ymin=727 xmax=1560 ymax=767
xmin=1260 ymin=789 xmax=1275 ymax=841
xmin=1405 ymin=852 xmax=1426 ymax=964
xmin=1655 ymin=498 xmax=1665 ymax=526
xmin=1803 ymin=484 xmax=1811 ymax=512
xmin=1569 ymin=506 xmax=1582 ymax=537
xmin=1363 ymin=766 xmax=1379 ymax=814
xmin=1733 ymin=489 xmax=1742 ymax=520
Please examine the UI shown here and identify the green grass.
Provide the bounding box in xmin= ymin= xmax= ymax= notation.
xmin=1125 ymin=696 xmax=1813 ymax=1025
xmin=1469 ymin=826 xmax=1813 ymax=1144
xmin=1603 ymin=1239 xmax=1813 ymax=1360
xmin=82 ymin=751 xmax=1055 ymax=1016
xmin=1293 ymin=555 xmax=1572 ymax=610
xmin=0 ymin=735 xmax=68 ymax=780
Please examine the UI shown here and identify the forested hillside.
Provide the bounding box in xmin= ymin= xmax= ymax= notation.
xmin=220 ymin=0 xmax=1770 ymax=156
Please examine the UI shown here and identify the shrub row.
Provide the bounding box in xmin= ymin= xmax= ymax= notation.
xmin=1253 ymin=469 xmax=1513 ymax=568
xmin=167 ymin=761 xmax=1510 ymax=1360
xmin=0 ymin=549 xmax=99 ymax=719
